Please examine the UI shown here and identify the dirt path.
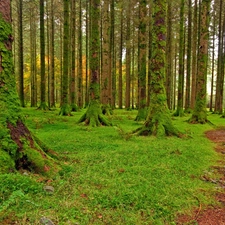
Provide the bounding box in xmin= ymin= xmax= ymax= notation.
xmin=177 ymin=129 xmax=225 ymax=225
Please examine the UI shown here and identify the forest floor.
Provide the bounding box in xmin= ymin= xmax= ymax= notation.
xmin=177 ymin=128 xmax=225 ymax=224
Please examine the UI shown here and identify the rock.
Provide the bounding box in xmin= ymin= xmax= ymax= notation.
xmin=43 ymin=185 xmax=54 ymax=193
xmin=40 ymin=217 xmax=55 ymax=225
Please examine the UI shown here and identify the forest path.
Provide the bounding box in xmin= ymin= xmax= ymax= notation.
xmin=177 ymin=129 xmax=225 ymax=224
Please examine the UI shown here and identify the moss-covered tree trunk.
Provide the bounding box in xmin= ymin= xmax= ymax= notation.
xmin=135 ymin=0 xmax=147 ymax=121
xmin=174 ymin=0 xmax=185 ymax=117
xmin=101 ymin=0 xmax=112 ymax=115
xmin=190 ymin=0 xmax=198 ymax=109
xmin=17 ymin=0 xmax=25 ymax=107
xmin=78 ymin=0 xmax=110 ymax=127
xmin=165 ymin=0 xmax=173 ymax=110
xmin=189 ymin=0 xmax=211 ymax=124
xmin=125 ymin=0 xmax=131 ymax=110
xmin=184 ymin=0 xmax=192 ymax=113
xmin=59 ymin=0 xmax=72 ymax=116
xmin=77 ymin=0 xmax=83 ymax=109
xmin=0 ymin=1 xmax=59 ymax=174
xmin=30 ymin=2 xmax=37 ymax=107
xmin=70 ymin=0 xmax=78 ymax=112
xmin=38 ymin=0 xmax=48 ymax=110
xmin=134 ymin=0 xmax=180 ymax=137
xmin=49 ymin=0 xmax=55 ymax=108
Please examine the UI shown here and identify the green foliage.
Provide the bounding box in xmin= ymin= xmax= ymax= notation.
xmin=1 ymin=108 xmax=223 ymax=224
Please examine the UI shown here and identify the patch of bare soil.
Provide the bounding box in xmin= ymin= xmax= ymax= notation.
xmin=177 ymin=129 xmax=225 ymax=225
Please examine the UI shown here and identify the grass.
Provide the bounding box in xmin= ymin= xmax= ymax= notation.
xmin=0 ymin=108 xmax=224 ymax=224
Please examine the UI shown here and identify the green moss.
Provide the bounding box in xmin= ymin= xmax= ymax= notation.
xmin=59 ymin=103 xmax=72 ymax=116
xmin=0 ymin=149 xmax=15 ymax=173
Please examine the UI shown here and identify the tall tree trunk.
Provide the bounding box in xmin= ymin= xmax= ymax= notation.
xmin=134 ymin=0 xmax=180 ymax=137
xmin=189 ymin=0 xmax=211 ymax=123
xmin=215 ymin=0 xmax=223 ymax=113
xmin=184 ymin=0 xmax=192 ymax=112
xmin=101 ymin=0 xmax=112 ymax=115
xmin=125 ymin=1 xmax=131 ymax=110
xmin=78 ymin=0 xmax=83 ymax=108
xmin=78 ymin=0 xmax=111 ymax=126
xmin=59 ymin=0 xmax=72 ymax=115
xmin=70 ymin=0 xmax=78 ymax=111
xmin=118 ymin=5 xmax=123 ymax=109
xmin=111 ymin=0 xmax=116 ymax=109
xmin=85 ymin=0 xmax=89 ymax=107
xmin=38 ymin=0 xmax=48 ymax=110
xmin=30 ymin=3 xmax=37 ymax=107
xmin=166 ymin=0 xmax=173 ymax=110
xmin=135 ymin=0 xmax=147 ymax=121
xmin=174 ymin=0 xmax=185 ymax=116
xmin=0 ymin=0 xmax=59 ymax=174
xmin=191 ymin=0 xmax=198 ymax=109
xmin=49 ymin=0 xmax=55 ymax=108
xmin=18 ymin=0 xmax=25 ymax=107
xmin=210 ymin=4 xmax=216 ymax=112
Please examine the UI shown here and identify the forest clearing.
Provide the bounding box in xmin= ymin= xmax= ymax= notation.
xmin=1 ymin=0 xmax=225 ymax=224
xmin=0 ymin=108 xmax=225 ymax=224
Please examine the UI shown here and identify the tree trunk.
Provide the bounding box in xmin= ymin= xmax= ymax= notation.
xmin=135 ymin=0 xmax=147 ymax=121
xmin=0 ymin=1 xmax=59 ymax=175
xmin=190 ymin=0 xmax=198 ymax=109
xmin=30 ymin=2 xmax=37 ymax=107
xmin=184 ymin=0 xmax=192 ymax=113
xmin=174 ymin=0 xmax=185 ymax=117
xmin=118 ymin=6 xmax=123 ymax=109
xmin=49 ymin=0 xmax=55 ymax=108
xmin=78 ymin=0 xmax=111 ymax=126
xmin=214 ymin=0 xmax=223 ymax=113
xmin=70 ymin=0 xmax=78 ymax=111
xmin=189 ymin=0 xmax=211 ymax=124
xmin=134 ymin=0 xmax=180 ymax=137
xmin=101 ymin=0 xmax=112 ymax=115
xmin=78 ymin=0 xmax=83 ymax=109
xmin=17 ymin=0 xmax=25 ymax=107
xmin=38 ymin=0 xmax=48 ymax=110
xmin=125 ymin=1 xmax=131 ymax=110
xmin=59 ymin=0 xmax=72 ymax=116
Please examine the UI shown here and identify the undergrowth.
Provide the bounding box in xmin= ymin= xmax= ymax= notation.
xmin=0 ymin=109 xmax=224 ymax=224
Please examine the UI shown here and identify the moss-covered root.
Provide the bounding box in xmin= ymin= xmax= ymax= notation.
xmin=133 ymin=120 xmax=181 ymax=138
xmin=78 ymin=100 xmax=112 ymax=127
xmin=37 ymin=102 xmax=49 ymax=111
xmin=135 ymin=107 xmax=147 ymax=121
xmin=133 ymin=111 xmax=181 ymax=137
xmin=101 ymin=104 xmax=113 ymax=116
xmin=59 ymin=103 xmax=72 ymax=116
xmin=71 ymin=103 xmax=79 ymax=112
xmin=2 ymin=120 xmax=61 ymax=176
xmin=188 ymin=112 xmax=208 ymax=124
xmin=173 ymin=107 xmax=185 ymax=117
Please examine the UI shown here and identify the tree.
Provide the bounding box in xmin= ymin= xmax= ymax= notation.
xmin=38 ymin=0 xmax=48 ymax=110
xmin=0 ymin=0 xmax=59 ymax=174
xmin=189 ymin=0 xmax=211 ymax=123
xmin=174 ymin=0 xmax=185 ymax=117
xmin=101 ymin=0 xmax=112 ymax=115
xmin=78 ymin=0 xmax=110 ymax=126
xmin=134 ymin=0 xmax=180 ymax=137
xmin=190 ymin=0 xmax=198 ymax=109
xmin=135 ymin=0 xmax=147 ymax=121
xmin=59 ymin=0 xmax=72 ymax=116
xmin=17 ymin=0 xmax=25 ymax=107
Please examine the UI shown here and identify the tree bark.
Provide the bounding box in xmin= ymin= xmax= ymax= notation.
xmin=134 ymin=0 xmax=180 ymax=137
xmin=0 ymin=0 xmax=59 ymax=174
xmin=78 ymin=0 xmax=111 ymax=126
xmin=189 ymin=0 xmax=211 ymax=124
